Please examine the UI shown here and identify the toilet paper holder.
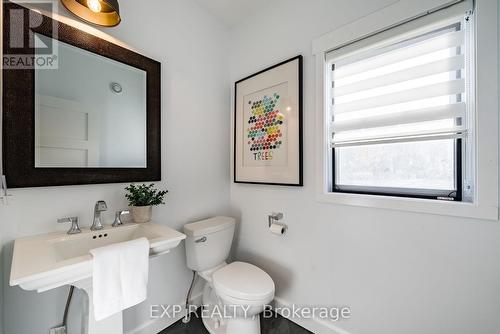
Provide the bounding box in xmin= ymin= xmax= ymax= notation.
xmin=268 ymin=212 xmax=287 ymax=235
xmin=268 ymin=212 xmax=284 ymax=227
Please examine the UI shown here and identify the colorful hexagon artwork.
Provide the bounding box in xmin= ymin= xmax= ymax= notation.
xmin=235 ymin=56 xmax=302 ymax=185
xmin=246 ymin=93 xmax=285 ymax=161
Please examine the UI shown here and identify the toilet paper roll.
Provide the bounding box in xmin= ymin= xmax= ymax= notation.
xmin=269 ymin=223 xmax=287 ymax=235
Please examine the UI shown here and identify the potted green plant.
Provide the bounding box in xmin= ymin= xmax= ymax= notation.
xmin=125 ymin=183 xmax=168 ymax=223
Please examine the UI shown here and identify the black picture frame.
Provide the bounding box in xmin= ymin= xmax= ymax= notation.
xmin=234 ymin=55 xmax=303 ymax=186
xmin=2 ymin=2 xmax=161 ymax=188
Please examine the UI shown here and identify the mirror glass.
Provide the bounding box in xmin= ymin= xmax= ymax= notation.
xmin=34 ymin=34 xmax=147 ymax=168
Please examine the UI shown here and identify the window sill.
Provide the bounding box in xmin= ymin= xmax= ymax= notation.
xmin=316 ymin=191 xmax=498 ymax=220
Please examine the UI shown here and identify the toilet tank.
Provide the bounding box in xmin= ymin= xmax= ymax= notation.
xmin=184 ymin=216 xmax=236 ymax=272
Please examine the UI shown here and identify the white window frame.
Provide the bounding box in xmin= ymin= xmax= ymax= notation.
xmin=313 ymin=0 xmax=499 ymax=220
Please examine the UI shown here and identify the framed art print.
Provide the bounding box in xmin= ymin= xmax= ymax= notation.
xmin=234 ymin=56 xmax=303 ymax=186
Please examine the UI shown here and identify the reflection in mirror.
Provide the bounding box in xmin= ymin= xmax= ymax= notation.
xmin=34 ymin=33 xmax=147 ymax=168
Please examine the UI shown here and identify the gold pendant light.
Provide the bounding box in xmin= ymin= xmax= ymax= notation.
xmin=61 ymin=0 xmax=121 ymax=27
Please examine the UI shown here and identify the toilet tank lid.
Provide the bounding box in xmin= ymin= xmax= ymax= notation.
xmin=184 ymin=216 xmax=236 ymax=237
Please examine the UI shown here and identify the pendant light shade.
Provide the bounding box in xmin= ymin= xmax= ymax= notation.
xmin=61 ymin=0 xmax=121 ymax=27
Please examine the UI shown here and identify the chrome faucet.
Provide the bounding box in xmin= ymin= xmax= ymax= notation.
xmin=91 ymin=200 xmax=107 ymax=231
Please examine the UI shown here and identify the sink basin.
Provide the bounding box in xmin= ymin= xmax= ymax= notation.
xmin=10 ymin=222 xmax=186 ymax=292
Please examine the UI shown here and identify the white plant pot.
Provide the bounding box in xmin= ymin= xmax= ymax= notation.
xmin=131 ymin=206 xmax=152 ymax=223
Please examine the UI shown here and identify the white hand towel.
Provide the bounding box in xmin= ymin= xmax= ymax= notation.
xmin=90 ymin=237 xmax=149 ymax=321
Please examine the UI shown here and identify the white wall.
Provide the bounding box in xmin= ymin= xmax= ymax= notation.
xmin=2 ymin=1 xmax=500 ymax=334
xmin=229 ymin=1 xmax=500 ymax=334
xmin=1 ymin=0 xmax=230 ymax=333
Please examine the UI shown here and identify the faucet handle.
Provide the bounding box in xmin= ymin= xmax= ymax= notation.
xmin=57 ymin=217 xmax=81 ymax=235
xmin=112 ymin=210 xmax=130 ymax=227
xmin=57 ymin=216 xmax=79 ymax=224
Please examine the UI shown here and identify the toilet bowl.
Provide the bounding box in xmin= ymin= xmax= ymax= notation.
xmin=213 ymin=261 xmax=274 ymax=334
xmin=184 ymin=217 xmax=275 ymax=334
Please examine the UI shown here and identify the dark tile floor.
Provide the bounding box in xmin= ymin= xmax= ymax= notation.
xmin=159 ymin=308 xmax=313 ymax=334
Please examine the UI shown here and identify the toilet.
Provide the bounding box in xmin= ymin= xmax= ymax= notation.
xmin=184 ymin=216 xmax=275 ymax=334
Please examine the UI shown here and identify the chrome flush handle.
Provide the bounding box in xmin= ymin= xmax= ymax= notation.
xmin=195 ymin=237 xmax=207 ymax=243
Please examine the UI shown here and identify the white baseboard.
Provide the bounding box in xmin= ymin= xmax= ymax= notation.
xmin=125 ymin=293 xmax=202 ymax=334
xmin=272 ymin=297 xmax=352 ymax=334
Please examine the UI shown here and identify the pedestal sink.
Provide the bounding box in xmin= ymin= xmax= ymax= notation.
xmin=10 ymin=222 xmax=186 ymax=334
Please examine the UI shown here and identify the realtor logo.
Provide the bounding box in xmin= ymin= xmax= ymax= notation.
xmin=3 ymin=1 xmax=58 ymax=69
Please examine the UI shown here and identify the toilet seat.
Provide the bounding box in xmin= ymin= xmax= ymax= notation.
xmin=213 ymin=262 xmax=275 ymax=302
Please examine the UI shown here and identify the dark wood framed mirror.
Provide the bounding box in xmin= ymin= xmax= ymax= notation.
xmin=3 ymin=2 xmax=161 ymax=188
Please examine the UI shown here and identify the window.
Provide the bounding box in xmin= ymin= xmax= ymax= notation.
xmin=327 ymin=13 xmax=473 ymax=201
